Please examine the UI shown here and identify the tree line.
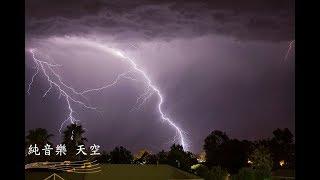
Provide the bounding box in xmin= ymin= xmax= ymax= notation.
xmin=25 ymin=124 xmax=294 ymax=179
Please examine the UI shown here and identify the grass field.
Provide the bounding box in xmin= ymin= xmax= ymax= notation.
xmin=26 ymin=164 xmax=202 ymax=180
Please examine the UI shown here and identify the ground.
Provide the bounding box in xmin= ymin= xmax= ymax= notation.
xmin=25 ymin=164 xmax=202 ymax=180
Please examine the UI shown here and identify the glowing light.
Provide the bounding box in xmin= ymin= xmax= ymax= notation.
xmin=191 ymin=164 xmax=201 ymax=170
xmin=134 ymin=149 xmax=152 ymax=160
xmin=197 ymin=151 xmax=206 ymax=163
xmin=279 ymin=160 xmax=285 ymax=167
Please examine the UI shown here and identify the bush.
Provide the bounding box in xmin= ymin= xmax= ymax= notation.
xmin=232 ymin=167 xmax=271 ymax=180
xmin=192 ymin=165 xmax=227 ymax=180
xmin=192 ymin=164 xmax=209 ymax=178
xmin=248 ymin=146 xmax=272 ymax=179
xmin=237 ymin=168 xmax=255 ymax=180
xmin=254 ymin=169 xmax=271 ymax=180
xmin=206 ymin=166 xmax=228 ymax=180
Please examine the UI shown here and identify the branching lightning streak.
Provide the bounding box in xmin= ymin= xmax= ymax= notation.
xmin=27 ymin=39 xmax=189 ymax=151
xmin=28 ymin=49 xmax=98 ymax=133
xmin=130 ymin=87 xmax=154 ymax=111
xmin=80 ymin=70 xmax=134 ymax=95
xmin=284 ymin=40 xmax=295 ymax=62
xmin=85 ymin=43 xmax=188 ymax=150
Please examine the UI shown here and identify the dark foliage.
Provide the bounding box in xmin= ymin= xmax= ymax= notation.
xmin=109 ymin=146 xmax=133 ymax=164
xmin=167 ymin=144 xmax=198 ymax=172
xmin=203 ymin=130 xmax=252 ymax=174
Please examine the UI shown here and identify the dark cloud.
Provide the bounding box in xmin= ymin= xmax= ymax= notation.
xmin=26 ymin=0 xmax=294 ymax=41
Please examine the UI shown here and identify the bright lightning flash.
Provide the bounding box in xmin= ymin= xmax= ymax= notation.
xmin=28 ymin=49 xmax=98 ymax=133
xmin=109 ymin=49 xmax=188 ymax=151
xmin=27 ymin=38 xmax=189 ymax=151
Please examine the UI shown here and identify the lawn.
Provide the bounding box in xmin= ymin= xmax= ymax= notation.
xmin=25 ymin=164 xmax=202 ymax=180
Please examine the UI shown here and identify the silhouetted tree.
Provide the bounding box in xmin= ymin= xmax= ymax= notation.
xmin=109 ymin=146 xmax=133 ymax=164
xmin=26 ymin=128 xmax=53 ymax=147
xmin=272 ymin=128 xmax=294 ymax=145
xmin=25 ymin=128 xmax=53 ymax=163
xmin=157 ymin=150 xmax=168 ymax=164
xmin=62 ymin=124 xmax=88 ymax=160
xmin=219 ymin=139 xmax=252 ymax=174
xmin=145 ymin=154 xmax=158 ymax=164
xmin=96 ymin=150 xmax=110 ymax=164
xmin=249 ymin=146 xmax=273 ymax=179
xmin=203 ymin=131 xmax=254 ymax=174
xmin=270 ymin=128 xmax=295 ymax=169
xmin=167 ymin=144 xmax=198 ymax=172
xmin=254 ymin=128 xmax=295 ymax=170
xmin=203 ymin=130 xmax=229 ymax=167
xmin=254 ymin=138 xmax=272 ymax=149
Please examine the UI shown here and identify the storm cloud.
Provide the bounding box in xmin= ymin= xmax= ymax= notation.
xmin=26 ymin=0 xmax=294 ymax=41
xmin=25 ymin=0 xmax=295 ymax=153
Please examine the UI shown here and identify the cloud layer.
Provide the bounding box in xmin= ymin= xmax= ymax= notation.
xmin=26 ymin=0 xmax=294 ymax=42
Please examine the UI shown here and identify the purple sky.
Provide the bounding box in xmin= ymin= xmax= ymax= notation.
xmin=25 ymin=0 xmax=294 ymax=153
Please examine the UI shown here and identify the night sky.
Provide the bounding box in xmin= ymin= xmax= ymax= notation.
xmin=25 ymin=0 xmax=295 ymax=153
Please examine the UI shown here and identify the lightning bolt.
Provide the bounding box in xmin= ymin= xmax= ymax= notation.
xmin=109 ymin=48 xmax=188 ymax=151
xmin=26 ymin=38 xmax=189 ymax=151
xmin=28 ymin=49 xmax=98 ymax=133
xmin=283 ymin=40 xmax=295 ymax=62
